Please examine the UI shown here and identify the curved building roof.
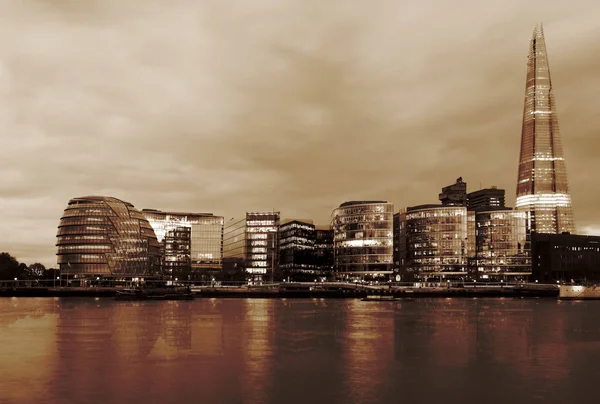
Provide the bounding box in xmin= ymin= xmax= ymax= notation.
xmin=339 ymin=200 xmax=388 ymax=208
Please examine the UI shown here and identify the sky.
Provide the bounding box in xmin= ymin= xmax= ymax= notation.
xmin=1 ymin=0 xmax=599 ymax=267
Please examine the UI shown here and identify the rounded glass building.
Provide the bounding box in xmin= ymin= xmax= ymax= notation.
xmin=399 ymin=205 xmax=474 ymax=280
xmin=56 ymin=196 xmax=160 ymax=278
xmin=475 ymin=209 xmax=530 ymax=278
xmin=331 ymin=201 xmax=394 ymax=278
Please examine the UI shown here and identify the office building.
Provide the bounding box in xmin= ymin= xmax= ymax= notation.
xmin=515 ymin=24 xmax=576 ymax=234
xmin=532 ymin=233 xmax=600 ymax=282
xmin=467 ymin=187 xmax=506 ymax=212
xmin=398 ymin=204 xmax=475 ymax=281
xmin=474 ymin=209 xmax=530 ymax=279
xmin=56 ymin=196 xmax=160 ymax=278
xmin=223 ymin=212 xmax=280 ymax=282
xmin=163 ymin=226 xmax=191 ymax=279
xmin=278 ymin=220 xmax=334 ymax=281
xmin=439 ymin=177 xmax=468 ymax=206
xmin=331 ymin=201 xmax=394 ymax=279
xmin=314 ymin=225 xmax=334 ymax=277
xmin=279 ymin=220 xmax=317 ymax=280
xmin=142 ymin=209 xmax=224 ymax=277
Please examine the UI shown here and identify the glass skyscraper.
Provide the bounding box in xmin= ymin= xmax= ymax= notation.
xmin=515 ymin=24 xmax=576 ymax=234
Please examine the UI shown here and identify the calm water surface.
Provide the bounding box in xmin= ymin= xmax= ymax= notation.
xmin=1 ymin=298 xmax=600 ymax=404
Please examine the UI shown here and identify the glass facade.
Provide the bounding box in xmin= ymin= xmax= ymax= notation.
xmin=56 ymin=196 xmax=160 ymax=278
xmin=190 ymin=219 xmax=224 ymax=270
xmin=279 ymin=220 xmax=317 ymax=278
xmin=223 ymin=218 xmax=247 ymax=264
xmin=163 ymin=226 xmax=191 ymax=278
xmin=314 ymin=226 xmax=334 ymax=276
xmin=475 ymin=210 xmax=531 ymax=278
xmin=331 ymin=201 xmax=394 ymax=277
xmin=246 ymin=212 xmax=279 ymax=279
xmin=277 ymin=221 xmax=334 ymax=280
xmin=223 ymin=212 xmax=280 ymax=281
xmin=515 ymin=24 xmax=576 ymax=234
xmin=399 ymin=205 xmax=474 ymax=280
xmin=142 ymin=209 xmax=224 ymax=274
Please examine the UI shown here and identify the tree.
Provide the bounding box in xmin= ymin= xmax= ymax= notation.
xmin=28 ymin=263 xmax=46 ymax=277
xmin=0 ymin=253 xmax=27 ymax=280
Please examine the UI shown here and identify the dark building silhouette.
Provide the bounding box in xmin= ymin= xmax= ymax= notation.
xmin=279 ymin=220 xmax=316 ymax=280
xmin=278 ymin=220 xmax=334 ymax=281
xmin=314 ymin=226 xmax=334 ymax=277
xmin=468 ymin=187 xmax=506 ymax=212
xmin=439 ymin=177 xmax=467 ymax=206
xmin=532 ymin=233 xmax=600 ymax=282
xmin=515 ymin=24 xmax=576 ymax=234
xmin=56 ymin=196 xmax=160 ymax=279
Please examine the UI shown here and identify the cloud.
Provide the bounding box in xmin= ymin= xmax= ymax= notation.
xmin=1 ymin=0 xmax=600 ymax=267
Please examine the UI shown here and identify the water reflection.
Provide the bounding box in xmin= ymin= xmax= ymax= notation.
xmin=1 ymin=298 xmax=600 ymax=404
xmin=0 ymin=298 xmax=58 ymax=404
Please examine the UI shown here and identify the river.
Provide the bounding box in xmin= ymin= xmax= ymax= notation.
xmin=1 ymin=298 xmax=600 ymax=404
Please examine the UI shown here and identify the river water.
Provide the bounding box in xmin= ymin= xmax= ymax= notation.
xmin=1 ymin=298 xmax=600 ymax=404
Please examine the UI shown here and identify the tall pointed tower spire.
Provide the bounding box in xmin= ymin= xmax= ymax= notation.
xmin=515 ymin=24 xmax=576 ymax=234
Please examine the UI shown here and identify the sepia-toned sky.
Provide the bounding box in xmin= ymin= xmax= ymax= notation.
xmin=1 ymin=0 xmax=599 ymax=267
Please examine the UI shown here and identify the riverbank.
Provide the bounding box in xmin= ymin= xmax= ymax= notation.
xmin=0 ymin=283 xmax=559 ymax=298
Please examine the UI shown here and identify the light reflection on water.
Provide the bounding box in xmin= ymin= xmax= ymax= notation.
xmin=1 ymin=298 xmax=600 ymax=404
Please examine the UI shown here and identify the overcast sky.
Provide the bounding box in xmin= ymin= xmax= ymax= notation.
xmin=1 ymin=0 xmax=599 ymax=267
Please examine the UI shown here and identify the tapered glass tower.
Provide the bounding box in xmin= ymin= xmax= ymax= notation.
xmin=515 ymin=24 xmax=576 ymax=234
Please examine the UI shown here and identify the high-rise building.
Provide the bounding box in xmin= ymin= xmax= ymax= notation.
xmin=142 ymin=209 xmax=224 ymax=277
xmin=515 ymin=24 xmax=576 ymax=234
xmin=467 ymin=187 xmax=505 ymax=212
xmin=331 ymin=201 xmax=394 ymax=279
xmin=56 ymin=196 xmax=160 ymax=278
xmin=223 ymin=212 xmax=280 ymax=282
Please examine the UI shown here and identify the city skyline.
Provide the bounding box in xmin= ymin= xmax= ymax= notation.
xmin=2 ymin=1 xmax=600 ymax=268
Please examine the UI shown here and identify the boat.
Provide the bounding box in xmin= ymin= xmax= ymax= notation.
xmin=115 ymin=286 xmax=195 ymax=301
xmin=558 ymin=284 xmax=600 ymax=300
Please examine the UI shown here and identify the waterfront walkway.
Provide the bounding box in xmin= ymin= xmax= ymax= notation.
xmin=0 ymin=281 xmax=559 ymax=298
